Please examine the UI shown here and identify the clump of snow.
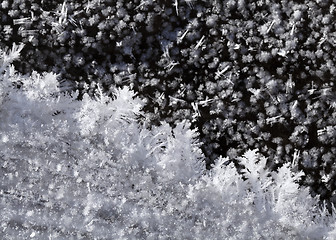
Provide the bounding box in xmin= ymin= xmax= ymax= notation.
xmin=1 ymin=44 xmax=336 ymax=239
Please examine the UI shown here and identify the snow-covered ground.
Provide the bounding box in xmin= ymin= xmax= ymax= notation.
xmin=1 ymin=47 xmax=336 ymax=239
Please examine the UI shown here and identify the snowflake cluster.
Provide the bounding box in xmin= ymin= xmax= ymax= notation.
xmin=0 ymin=0 xmax=336 ymax=204
xmin=1 ymin=47 xmax=336 ymax=239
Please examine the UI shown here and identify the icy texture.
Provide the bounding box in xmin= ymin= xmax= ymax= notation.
xmin=1 ymin=44 xmax=336 ymax=239
xmin=1 ymin=1 xmax=335 ymax=203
